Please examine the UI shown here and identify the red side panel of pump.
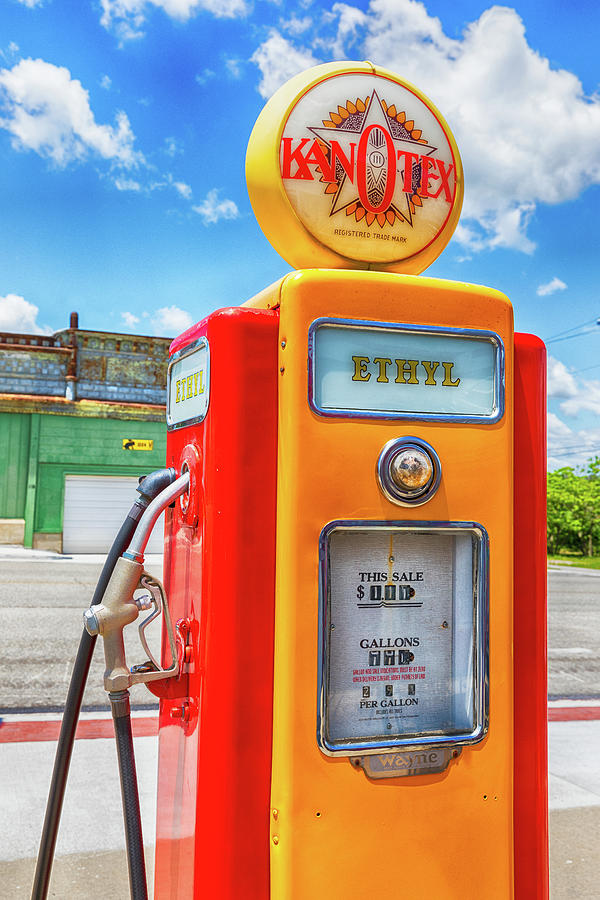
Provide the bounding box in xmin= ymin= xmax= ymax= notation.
xmin=153 ymin=306 xmax=279 ymax=900
xmin=513 ymin=332 xmax=548 ymax=900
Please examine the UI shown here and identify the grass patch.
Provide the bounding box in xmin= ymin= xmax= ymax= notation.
xmin=548 ymin=554 xmax=600 ymax=570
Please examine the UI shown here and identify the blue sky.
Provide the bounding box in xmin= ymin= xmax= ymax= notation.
xmin=1 ymin=0 xmax=600 ymax=469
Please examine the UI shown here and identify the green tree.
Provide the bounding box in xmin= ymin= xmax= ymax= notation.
xmin=547 ymin=457 xmax=600 ymax=556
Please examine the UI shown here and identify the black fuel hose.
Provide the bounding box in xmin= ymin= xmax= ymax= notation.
xmin=111 ymin=690 xmax=148 ymax=900
xmin=31 ymin=468 xmax=176 ymax=900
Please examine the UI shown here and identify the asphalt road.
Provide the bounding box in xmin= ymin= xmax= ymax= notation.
xmin=547 ymin=567 xmax=600 ymax=698
xmin=0 ymin=558 xmax=598 ymax=711
xmin=0 ymin=556 xmax=164 ymax=712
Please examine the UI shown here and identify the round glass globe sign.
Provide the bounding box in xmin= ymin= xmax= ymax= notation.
xmin=246 ymin=61 xmax=464 ymax=274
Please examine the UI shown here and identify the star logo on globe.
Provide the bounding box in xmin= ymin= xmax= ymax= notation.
xmin=281 ymin=88 xmax=456 ymax=230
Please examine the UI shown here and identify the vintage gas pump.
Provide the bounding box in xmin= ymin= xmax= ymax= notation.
xmin=152 ymin=62 xmax=547 ymax=899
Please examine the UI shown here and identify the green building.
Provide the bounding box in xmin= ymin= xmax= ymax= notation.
xmin=0 ymin=313 xmax=171 ymax=552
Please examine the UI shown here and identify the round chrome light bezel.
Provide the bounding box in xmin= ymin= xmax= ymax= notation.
xmin=376 ymin=436 xmax=442 ymax=506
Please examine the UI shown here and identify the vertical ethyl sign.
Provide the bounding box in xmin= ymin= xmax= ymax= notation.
xmin=166 ymin=337 xmax=210 ymax=430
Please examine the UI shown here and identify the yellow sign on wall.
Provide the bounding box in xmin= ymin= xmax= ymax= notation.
xmin=122 ymin=438 xmax=154 ymax=451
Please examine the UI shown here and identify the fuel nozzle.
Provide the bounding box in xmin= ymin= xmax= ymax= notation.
xmin=83 ymin=471 xmax=190 ymax=692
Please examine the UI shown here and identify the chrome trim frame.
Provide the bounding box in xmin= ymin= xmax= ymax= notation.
xmin=317 ymin=519 xmax=489 ymax=757
xmin=307 ymin=317 xmax=505 ymax=423
xmin=376 ymin=436 xmax=442 ymax=506
xmin=166 ymin=336 xmax=210 ymax=432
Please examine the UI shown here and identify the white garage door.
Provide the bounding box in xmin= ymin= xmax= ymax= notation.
xmin=63 ymin=475 xmax=165 ymax=554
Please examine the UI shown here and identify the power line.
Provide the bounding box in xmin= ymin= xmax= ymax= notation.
xmin=548 ymin=439 xmax=600 ymax=452
xmin=548 ymin=436 xmax=600 ymax=448
xmin=544 ymin=317 xmax=600 ymax=343
xmin=571 ymin=362 xmax=600 ymax=375
xmin=548 ymin=447 xmax=600 ymax=459
xmin=546 ymin=324 xmax=600 ymax=345
xmin=548 ymin=444 xmax=585 ymax=454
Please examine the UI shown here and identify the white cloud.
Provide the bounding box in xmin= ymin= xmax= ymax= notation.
xmin=0 ymin=293 xmax=51 ymax=334
xmin=547 ymin=412 xmax=600 ymax=470
xmin=0 ymin=58 xmax=141 ymax=168
xmin=545 ymin=354 xmax=600 ymax=418
xmin=195 ymin=68 xmax=215 ymax=86
xmin=281 ymin=16 xmax=312 ymax=36
xmin=547 ymin=356 xmax=577 ymax=399
xmin=17 ymin=0 xmax=44 ymax=7
xmin=100 ymin=74 xmax=112 ymax=90
xmin=0 ymin=57 xmax=201 ymax=206
xmin=320 ymin=3 xmax=367 ymax=58
xmin=173 ymin=180 xmax=192 ymax=199
xmin=146 ymin=172 xmax=193 ymax=199
xmin=192 ymin=188 xmax=239 ymax=225
xmin=544 ymin=363 xmax=600 ymax=468
xmin=537 ymin=277 xmax=567 ymax=297
xmin=151 ymin=305 xmax=194 ymax=336
xmin=121 ymin=311 xmax=140 ymax=327
xmin=257 ymin=1 xmax=600 ymax=253
xmin=1 ymin=43 xmax=20 ymax=65
xmin=361 ymin=1 xmax=600 ymax=251
xmin=163 ymin=136 xmax=182 ymax=156
xmin=114 ymin=176 xmax=142 ymax=191
xmin=542 ymin=340 xmax=600 ymax=423
xmin=561 ymin=378 xmax=600 ymax=417
xmin=546 ymin=411 xmax=574 ymax=469
xmin=225 ymin=58 xmax=242 ymax=80
xmin=100 ymin=0 xmax=248 ymax=41
xmin=251 ymin=30 xmax=319 ymax=99
xmin=548 ymin=411 xmax=572 ymax=440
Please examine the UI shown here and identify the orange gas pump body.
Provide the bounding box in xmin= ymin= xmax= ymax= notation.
xmin=248 ymin=270 xmax=514 ymax=898
xmin=154 ymin=272 xmax=548 ymax=899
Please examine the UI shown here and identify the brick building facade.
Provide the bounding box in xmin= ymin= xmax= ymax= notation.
xmin=0 ymin=313 xmax=171 ymax=551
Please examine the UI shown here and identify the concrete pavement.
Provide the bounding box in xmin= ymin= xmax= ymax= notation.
xmin=0 ymin=713 xmax=156 ymax=898
xmin=0 ymin=704 xmax=598 ymax=898
xmin=548 ymin=709 xmax=600 ymax=900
